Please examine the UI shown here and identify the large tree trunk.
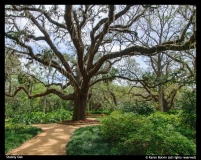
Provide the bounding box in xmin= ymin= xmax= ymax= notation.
xmin=72 ymin=92 xmax=88 ymax=121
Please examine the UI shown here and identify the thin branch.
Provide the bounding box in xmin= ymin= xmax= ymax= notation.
xmin=9 ymin=5 xmax=66 ymax=29
xmin=88 ymin=39 xmax=195 ymax=77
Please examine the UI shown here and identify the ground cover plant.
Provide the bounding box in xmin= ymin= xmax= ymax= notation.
xmin=5 ymin=120 xmax=42 ymax=154
xmin=66 ymin=125 xmax=113 ymax=155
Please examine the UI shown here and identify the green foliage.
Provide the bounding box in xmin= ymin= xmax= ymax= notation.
xmin=176 ymin=91 xmax=196 ymax=129
xmin=99 ymin=111 xmax=196 ymax=155
xmin=102 ymin=67 xmax=118 ymax=83
xmin=124 ymin=124 xmax=196 ymax=155
xmin=175 ymin=126 xmax=196 ymax=144
xmin=18 ymin=72 xmax=36 ymax=86
xmin=66 ymin=126 xmax=112 ymax=155
xmin=66 ymin=110 xmax=196 ymax=155
xmin=148 ymin=111 xmax=181 ymax=128
xmin=121 ymin=101 xmax=154 ymax=116
xmin=100 ymin=111 xmax=147 ymax=142
xmin=168 ymin=109 xmax=182 ymax=115
xmin=88 ymin=110 xmax=110 ymax=115
xmin=11 ymin=109 xmax=72 ymax=124
xmin=149 ymin=111 xmax=196 ymax=143
xmin=5 ymin=121 xmax=42 ymax=154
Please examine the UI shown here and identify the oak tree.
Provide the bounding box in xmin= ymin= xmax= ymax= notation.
xmin=5 ymin=5 xmax=196 ymax=120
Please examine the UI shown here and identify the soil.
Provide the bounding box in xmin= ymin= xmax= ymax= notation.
xmin=58 ymin=118 xmax=100 ymax=125
xmin=6 ymin=118 xmax=99 ymax=155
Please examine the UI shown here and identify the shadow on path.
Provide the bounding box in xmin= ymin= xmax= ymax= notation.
xmin=6 ymin=123 xmax=99 ymax=155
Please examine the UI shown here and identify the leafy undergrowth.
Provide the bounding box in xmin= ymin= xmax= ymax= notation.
xmin=66 ymin=125 xmax=112 ymax=155
xmin=5 ymin=121 xmax=42 ymax=154
xmin=66 ymin=111 xmax=196 ymax=155
xmin=10 ymin=109 xmax=72 ymax=124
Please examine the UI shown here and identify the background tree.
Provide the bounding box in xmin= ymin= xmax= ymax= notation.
xmin=115 ymin=5 xmax=196 ymax=112
xmin=5 ymin=5 xmax=196 ymax=121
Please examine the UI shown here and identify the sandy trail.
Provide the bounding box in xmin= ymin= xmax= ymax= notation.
xmin=6 ymin=122 xmax=99 ymax=155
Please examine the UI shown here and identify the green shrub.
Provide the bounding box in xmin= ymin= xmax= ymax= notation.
xmin=100 ymin=111 xmax=147 ymax=142
xmin=174 ymin=125 xmax=196 ymax=144
xmin=100 ymin=111 xmax=196 ymax=155
xmin=11 ymin=109 xmax=72 ymax=124
xmin=88 ymin=110 xmax=110 ymax=115
xmin=124 ymin=123 xmax=196 ymax=155
xmin=148 ymin=111 xmax=181 ymax=129
xmin=168 ymin=109 xmax=182 ymax=115
xmin=121 ymin=101 xmax=154 ymax=116
xmin=176 ymin=91 xmax=196 ymax=129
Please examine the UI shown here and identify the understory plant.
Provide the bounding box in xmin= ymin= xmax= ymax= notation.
xmin=5 ymin=121 xmax=42 ymax=154
xmin=100 ymin=111 xmax=196 ymax=155
xmin=11 ymin=109 xmax=72 ymax=124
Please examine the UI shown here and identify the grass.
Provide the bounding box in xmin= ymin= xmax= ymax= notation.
xmin=66 ymin=125 xmax=113 ymax=155
xmin=5 ymin=121 xmax=42 ymax=154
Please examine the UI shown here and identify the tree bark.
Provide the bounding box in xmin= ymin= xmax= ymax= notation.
xmin=162 ymin=93 xmax=169 ymax=112
xmin=158 ymin=87 xmax=170 ymax=112
xmin=43 ymin=95 xmax=47 ymax=114
xmin=8 ymin=74 xmax=12 ymax=95
xmin=72 ymin=91 xmax=88 ymax=121
xmin=158 ymin=85 xmax=164 ymax=112
xmin=28 ymin=84 xmax=32 ymax=111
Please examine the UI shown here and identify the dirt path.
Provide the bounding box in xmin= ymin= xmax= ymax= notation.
xmin=6 ymin=122 xmax=99 ymax=155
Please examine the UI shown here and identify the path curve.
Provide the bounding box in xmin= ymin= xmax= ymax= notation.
xmin=6 ymin=122 xmax=99 ymax=155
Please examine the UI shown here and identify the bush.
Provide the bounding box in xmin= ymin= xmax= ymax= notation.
xmin=100 ymin=111 xmax=196 ymax=155
xmin=124 ymin=123 xmax=196 ymax=155
xmin=176 ymin=91 xmax=196 ymax=129
xmin=121 ymin=101 xmax=154 ymax=116
xmin=175 ymin=126 xmax=196 ymax=144
xmin=148 ymin=111 xmax=181 ymax=129
xmin=11 ymin=109 xmax=72 ymax=124
xmin=149 ymin=111 xmax=196 ymax=143
xmin=88 ymin=110 xmax=110 ymax=115
xmin=101 ymin=111 xmax=148 ymax=142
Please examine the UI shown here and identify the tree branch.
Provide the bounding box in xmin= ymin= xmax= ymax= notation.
xmin=25 ymin=10 xmax=73 ymax=74
xmin=162 ymin=9 xmax=196 ymax=45
xmin=87 ymin=5 xmax=133 ymax=71
xmin=5 ymin=86 xmax=74 ymax=100
xmin=5 ymin=33 xmax=81 ymax=92
xmin=89 ymin=37 xmax=196 ymax=77
xmin=65 ymin=5 xmax=85 ymax=77
xmin=9 ymin=5 xmax=66 ymax=29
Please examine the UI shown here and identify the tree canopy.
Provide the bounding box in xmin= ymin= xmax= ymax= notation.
xmin=5 ymin=5 xmax=196 ymax=120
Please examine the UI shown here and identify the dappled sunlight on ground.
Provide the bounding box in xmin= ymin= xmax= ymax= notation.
xmin=6 ymin=122 xmax=99 ymax=155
